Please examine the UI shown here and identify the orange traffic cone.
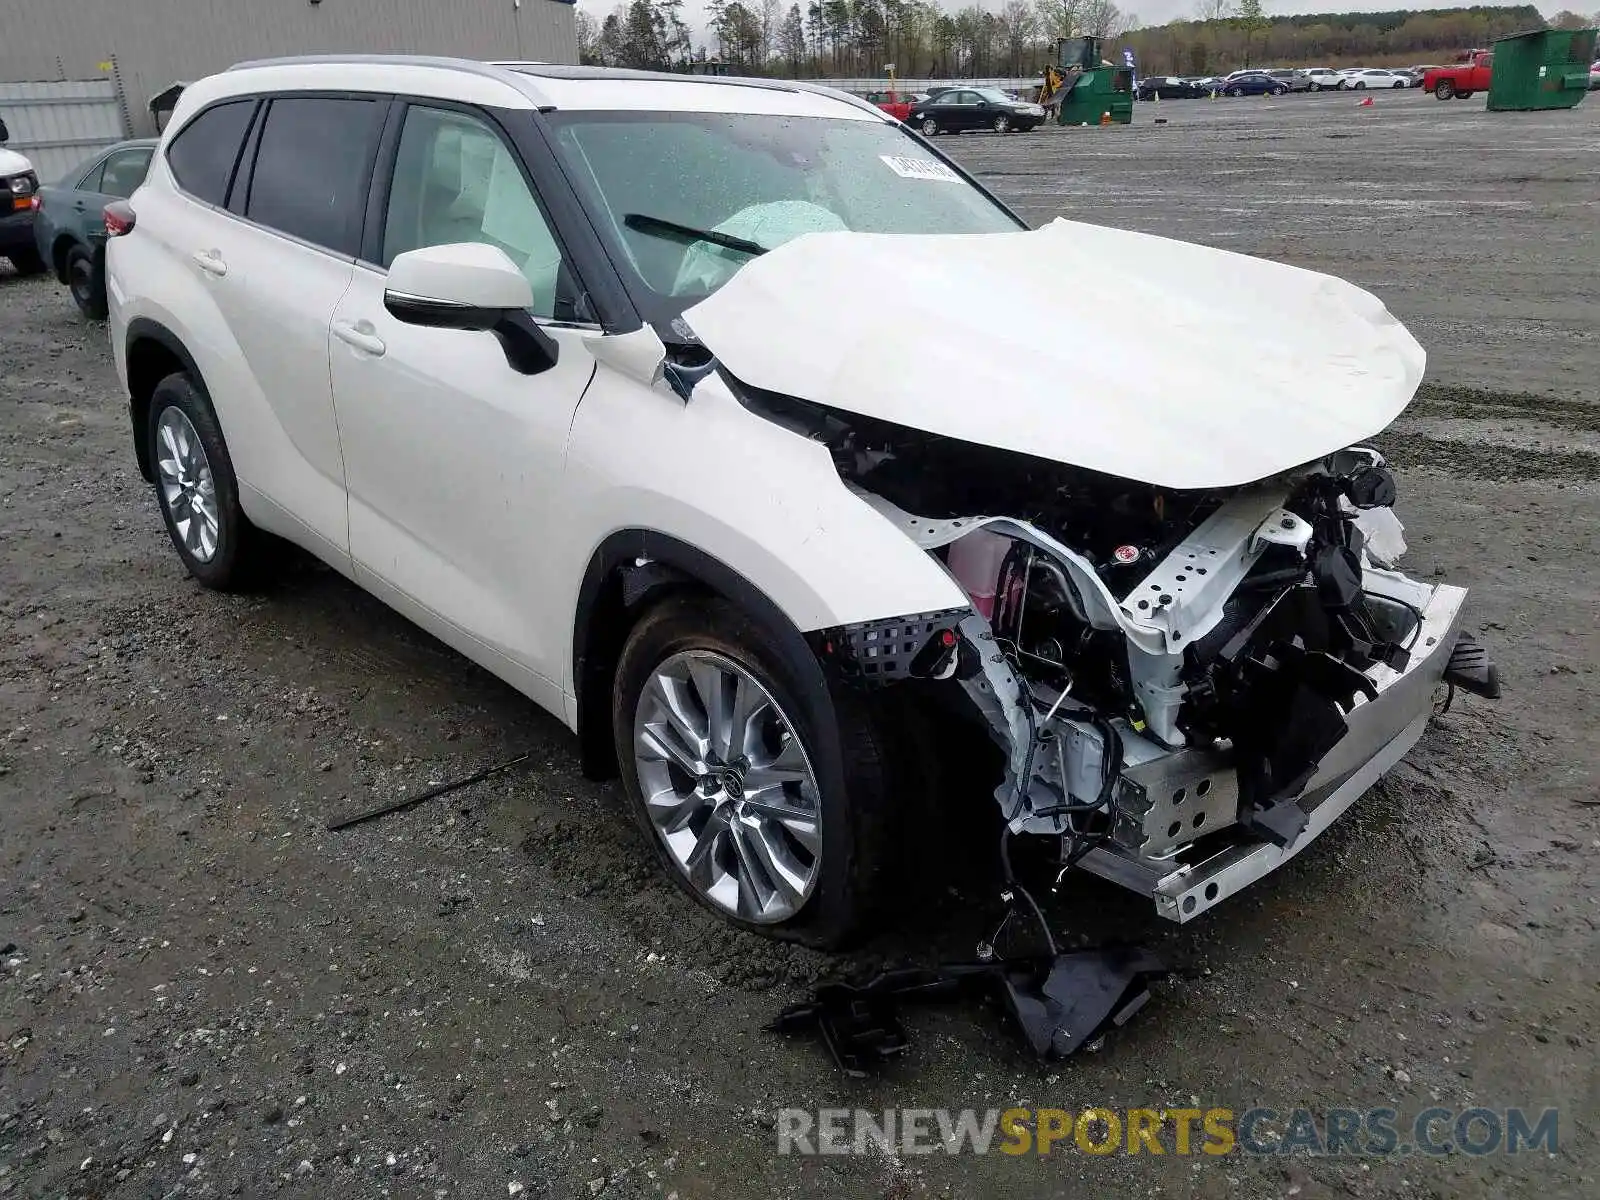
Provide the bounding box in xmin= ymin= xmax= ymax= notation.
xmin=1100 ymin=110 xmax=1112 ymax=125
xmin=1358 ymin=96 xmax=1374 ymax=107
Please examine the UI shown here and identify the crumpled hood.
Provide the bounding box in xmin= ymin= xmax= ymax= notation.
xmin=682 ymin=218 xmax=1425 ymax=490
xmin=0 ymin=148 xmax=34 ymax=177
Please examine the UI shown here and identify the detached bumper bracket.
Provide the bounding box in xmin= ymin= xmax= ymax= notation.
xmin=1443 ymin=631 xmax=1501 ymax=699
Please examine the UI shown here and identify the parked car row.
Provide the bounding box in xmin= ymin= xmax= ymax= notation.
xmin=1137 ymin=65 xmax=1431 ymax=100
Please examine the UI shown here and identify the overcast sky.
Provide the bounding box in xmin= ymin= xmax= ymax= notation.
xmin=600 ymin=1 xmax=1567 ymax=45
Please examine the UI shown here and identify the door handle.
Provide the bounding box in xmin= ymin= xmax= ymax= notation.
xmin=332 ymin=319 xmax=386 ymax=357
xmin=191 ymin=249 xmax=227 ymax=277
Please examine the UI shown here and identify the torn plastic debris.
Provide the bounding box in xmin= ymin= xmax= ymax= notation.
xmin=769 ymin=947 xmax=1173 ymax=1076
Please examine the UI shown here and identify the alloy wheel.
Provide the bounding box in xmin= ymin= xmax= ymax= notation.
xmin=631 ymin=650 xmax=822 ymax=924
xmin=155 ymin=406 xmax=220 ymax=563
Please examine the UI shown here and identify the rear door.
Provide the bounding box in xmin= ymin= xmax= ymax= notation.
xmin=209 ymin=93 xmax=387 ymax=560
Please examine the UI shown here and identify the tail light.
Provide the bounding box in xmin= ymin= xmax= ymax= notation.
xmin=104 ymin=201 xmax=136 ymax=237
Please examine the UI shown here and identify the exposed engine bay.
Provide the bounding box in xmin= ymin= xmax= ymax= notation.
xmin=755 ymin=389 xmax=1500 ymax=924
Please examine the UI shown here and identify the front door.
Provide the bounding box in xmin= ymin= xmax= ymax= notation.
xmin=329 ymin=102 xmax=599 ymax=705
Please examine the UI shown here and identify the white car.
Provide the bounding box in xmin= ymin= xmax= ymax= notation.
xmin=0 ymin=143 xmax=44 ymax=276
xmin=1300 ymin=67 xmax=1343 ymax=91
xmin=1340 ymin=69 xmax=1408 ymax=90
xmin=106 ymin=56 xmax=1494 ymax=947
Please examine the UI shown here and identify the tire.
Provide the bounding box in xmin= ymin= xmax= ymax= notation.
xmin=1271 ymin=86 xmax=1287 ymax=96
xmin=1354 ymin=81 xmax=1366 ymax=90
xmin=1455 ymin=90 xmax=1473 ymax=99
xmin=1434 ymin=81 xmax=1454 ymax=99
xmin=611 ymin=595 xmax=894 ymax=948
xmin=1225 ymin=88 xmax=1240 ymax=97
xmin=6 ymin=246 xmax=46 ymax=276
xmin=66 ymin=245 xmax=105 ymax=319
xmin=992 ymin=114 xmax=1011 ymax=133
xmin=920 ymin=116 xmax=939 ymax=136
xmin=146 ymin=372 xmax=270 ymax=591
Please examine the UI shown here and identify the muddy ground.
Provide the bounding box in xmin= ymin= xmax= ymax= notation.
xmin=2 ymin=92 xmax=1597 ymax=1199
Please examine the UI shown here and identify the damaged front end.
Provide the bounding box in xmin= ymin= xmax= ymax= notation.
xmin=787 ymin=395 xmax=1499 ymax=924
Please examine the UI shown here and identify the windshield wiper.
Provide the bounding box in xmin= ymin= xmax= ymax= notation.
xmin=623 ymin=213 xmax=768 ymax=259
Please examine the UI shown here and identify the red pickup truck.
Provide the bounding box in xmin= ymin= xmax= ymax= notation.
xmin=1424 ymin=51 xmax=1493 ymax=100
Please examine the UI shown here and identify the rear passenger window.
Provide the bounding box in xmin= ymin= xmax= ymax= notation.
xmin=245 ymin=97 xmax=384 ymax=256
xmin=167 ymin=100 xmax=256 ymax=206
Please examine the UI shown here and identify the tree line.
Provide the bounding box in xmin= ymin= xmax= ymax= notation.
xmin=578 ymin=2 xmax=1593 ymax=80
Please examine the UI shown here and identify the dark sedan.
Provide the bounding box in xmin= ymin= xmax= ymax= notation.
xmin=30 ymin=138 xmax=155 ymax=318
xmin=1222 ymin=72 xmax=1289 ymax=96
xmin=908 ymin=87 xmax=1047 ymax=135
xmin=1136 ymin=76 xmax=1206 ymax=100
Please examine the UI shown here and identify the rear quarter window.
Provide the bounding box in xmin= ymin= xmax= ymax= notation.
xmin=166 ymin=100 xmax=257 ymax=206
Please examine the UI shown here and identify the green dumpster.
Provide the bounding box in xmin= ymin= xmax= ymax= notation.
xmin=1049 ymin=37 xmax=1134 ymax=125
xmin=1487 ymin=27 xmax=1597 ymax=111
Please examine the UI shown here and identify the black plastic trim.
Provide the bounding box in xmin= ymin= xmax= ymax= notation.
xmin=571 ymin=530 xmax=838 ymax=781
xmin=123 ymin=318 xmax=204 ymax=482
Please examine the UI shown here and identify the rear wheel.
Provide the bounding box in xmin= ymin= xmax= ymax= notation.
xmin=1354 ymin=81 xmax=1366 ymax=90
xmin=66 ymin=246 xmax=105 ymax=318
xmin=147 ymin=372 xmax=271 ymax=590
xmin=1434 ymin=80 xmax=1454 ymax=99
xmin=920 ymin=116 xmax=939 ymax=136
xmin=612 ymin=596 xmax=894 ymax=947
xmin=6 ymin=246 xmax=45 ymax=276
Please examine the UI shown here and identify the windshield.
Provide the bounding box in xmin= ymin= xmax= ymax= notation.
xmin=543 ymin=111 xmax=1022 ymax=323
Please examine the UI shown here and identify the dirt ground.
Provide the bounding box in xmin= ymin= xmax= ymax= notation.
xmin=2 ymin=91 xmax=1597 ymax=1199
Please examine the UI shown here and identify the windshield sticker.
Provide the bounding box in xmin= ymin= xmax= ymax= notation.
xmin=879 ymin=155 xmax=961 ymax=183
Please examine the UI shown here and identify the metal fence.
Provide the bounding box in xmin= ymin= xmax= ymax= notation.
xmin=0 ymin=79 xmax=129 ymax=182
xmin=807 ymin=77 xmax=1040 ymax=95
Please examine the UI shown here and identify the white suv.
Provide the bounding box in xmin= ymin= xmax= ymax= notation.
xmin=108 ymin=56 xmax=1493 ymax=947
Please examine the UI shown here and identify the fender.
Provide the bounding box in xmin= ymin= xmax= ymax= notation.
xmin=123 ymin=317 xmax=205 ymax=482
xmin=571 ymin=529 xmax=842 ymax=782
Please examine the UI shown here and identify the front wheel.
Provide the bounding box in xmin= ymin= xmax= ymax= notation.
xmin=1271 ymin=86 xmax=1287 ymax=96
xmin=66 ymin=245 xmax=105 ymax=319
xmin=1455 ymin=90 xmax=1473 ymax=99
xmin=1434 ymin=80 xmax=1454 ymax=99
xmin=612 ymin=596 xmax=893 ymax=947
xmin=1353 ymin=81 xmax=1366 ymax=90
xmin=992 ymin=114 xmax=1011 ymax=133
xmin=920 ymin=117 xmax=939 ymax=136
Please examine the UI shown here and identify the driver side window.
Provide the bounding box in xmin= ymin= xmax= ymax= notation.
xmin=382 ymin=106 xmax=570 ymax=320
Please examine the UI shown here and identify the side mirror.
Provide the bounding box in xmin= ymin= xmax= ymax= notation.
xmin=384 ymin=243 xmax=558 ymax=376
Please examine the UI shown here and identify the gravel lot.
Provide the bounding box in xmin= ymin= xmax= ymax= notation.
xmin=2 ymin=91 xmax=1597 ymax=1199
